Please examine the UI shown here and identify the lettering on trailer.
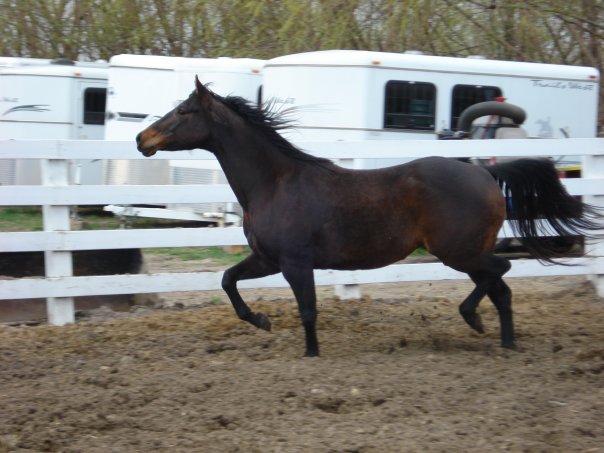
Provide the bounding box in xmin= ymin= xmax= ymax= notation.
xmin=272 ymin=96 xmax=296 ymax=105
xmin=536 ymin=118 xmax=554 ymax=138
xmin=531 ymin=80 xmax=595 ymax=91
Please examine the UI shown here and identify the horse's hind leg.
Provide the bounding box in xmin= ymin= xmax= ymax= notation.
xmin=456 ymin=254 xmax=514 ymax=348
xmin=222 ymin=252 xmax=279 ymax=331
xmin=486 ymin=278 xmax=514 ymax=348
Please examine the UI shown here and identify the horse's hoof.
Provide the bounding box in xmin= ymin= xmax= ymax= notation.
xmin=462 ymin=312 xmax=485 ymax=334
xmin=501 ymin=341 xmax=518 ymax=350
xmin=253 ymin=312 xmax=272 ymax=332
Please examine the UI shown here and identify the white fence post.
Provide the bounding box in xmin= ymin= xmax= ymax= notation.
xmin=334 ymin=284 xmax=362 ymax=299
xmin=583 ymin=154 xmax=604 ymax=297
xmin=41 ymin=157 xmax=75 ymax=325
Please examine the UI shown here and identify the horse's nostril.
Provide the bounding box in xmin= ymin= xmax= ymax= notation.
xmin=135 ymin=132 xmax=142 ymax=144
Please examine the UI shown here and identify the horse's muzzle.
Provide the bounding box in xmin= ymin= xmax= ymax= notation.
xmin=136 ymin=131 xmax=159 ymax=157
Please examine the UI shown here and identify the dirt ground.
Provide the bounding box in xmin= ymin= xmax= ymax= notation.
xmin=1 ymin=254 xmax=603 ymax=452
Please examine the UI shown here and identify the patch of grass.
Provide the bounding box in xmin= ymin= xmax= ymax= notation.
xmin=0 ymin=206 xmax=43 ymax=231
xmin=208 ymin=296 xmax=224 ymax=305
xmin=145 ymin=246 xmax=249 ymax=266
xmin=0 ymin=206 xmax=124 ymax=231
xmin=0 ymin=207 xmax=204 ymax=232
xmin=411 ymin=247 xmax=428 ymax=256
xmin=76 ymin=214 xmax=173 ymax=230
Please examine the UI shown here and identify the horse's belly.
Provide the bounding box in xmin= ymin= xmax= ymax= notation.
xmin=314 ymin=238 xmax=415 ymax=270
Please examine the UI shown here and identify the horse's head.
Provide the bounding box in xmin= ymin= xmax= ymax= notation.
xmin=136 ymin=77 xmax=215 ymax=157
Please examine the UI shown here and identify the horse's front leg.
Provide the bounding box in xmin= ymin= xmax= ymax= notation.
xmin=221 ymin=252 xmax=278 ymax=331
xmin=281 ymin=261 xmax=319 ymax=357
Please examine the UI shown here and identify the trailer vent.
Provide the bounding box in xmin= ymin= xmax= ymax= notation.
xmin=50 ymin=58 xmax=75 ymax=66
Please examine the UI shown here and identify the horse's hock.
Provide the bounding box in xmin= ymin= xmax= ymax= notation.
xmin=0 ymin=249 xmax=158 ymax=323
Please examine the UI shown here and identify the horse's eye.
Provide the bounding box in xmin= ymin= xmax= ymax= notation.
xmin=176 ymin=108 xmax=186 ymax=115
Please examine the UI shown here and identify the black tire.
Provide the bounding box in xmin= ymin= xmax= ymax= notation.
xmin=458 ymin=101 xmax=526 ymax=133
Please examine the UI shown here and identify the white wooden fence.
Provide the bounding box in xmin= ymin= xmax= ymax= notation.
xmin=1 ymin=138 xmax=603 ymax=325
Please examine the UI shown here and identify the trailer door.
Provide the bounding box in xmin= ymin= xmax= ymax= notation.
xmin=76 ymin=81 xmax=106 ymax=140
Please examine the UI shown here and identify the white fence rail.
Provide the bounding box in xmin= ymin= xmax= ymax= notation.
xmin=1 ymin=138 xmax=603 ymax=325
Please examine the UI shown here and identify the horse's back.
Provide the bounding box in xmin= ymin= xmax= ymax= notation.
xmin=402 ymin=156 xmax=502 ymax=206
xmin=406 ymin=156 xmax=495 ymax=191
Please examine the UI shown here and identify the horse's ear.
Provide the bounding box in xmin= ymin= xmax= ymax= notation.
xmin=195 ymin=76 xmax=204 ymax=94
xmin=195 ymin=76 xmax=213 ymax=109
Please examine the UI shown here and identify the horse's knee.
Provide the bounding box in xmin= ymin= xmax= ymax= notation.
xmin=221 ymin=269 xmax=234 ymax=291
xmin=498 ymin=257 xmax=512 ymax=273
xmin=221 ymin=269 xmax=250 ymax=318
xmin=459 ymin=303 xmax=472 ymax=317
xmin=459 ymin=297 xmax=479 ymax=319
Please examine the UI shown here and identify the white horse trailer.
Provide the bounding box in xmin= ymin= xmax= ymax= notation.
xmin=0 ymin=59 xmax=108 ymax=185
xmin=103 ymin=54 xmax=264 ymax=222
xmin=262 ymin=50 xmax=599 ymax=169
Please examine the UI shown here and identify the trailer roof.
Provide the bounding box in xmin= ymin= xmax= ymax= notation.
xmin=0 ymin=63 xmax=107 ymax=79
xmin=109 ymin=54 xmax=187 ymax=70
xmin=266 ymin=50 xmax=599 ymax=82
xmin=0 ymin=57 xmax=52 ymax=68
xmin=109 ymin=54 xmax=265 ymax=73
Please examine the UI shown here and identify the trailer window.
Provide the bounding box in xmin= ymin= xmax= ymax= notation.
xmin=384 ymin=81 xmax=435 ymax=131
xmin=451 ymin=85 xmax=502 ymax=130
xmin=83 ymin=87 xmax=107 ymax=125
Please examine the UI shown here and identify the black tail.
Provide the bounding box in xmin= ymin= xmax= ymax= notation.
xmin=486 ymin=158 xmax=602 ymax=263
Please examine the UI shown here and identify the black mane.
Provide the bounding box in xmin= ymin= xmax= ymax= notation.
xmin=220 ymin=94 xmax=334 ymax=168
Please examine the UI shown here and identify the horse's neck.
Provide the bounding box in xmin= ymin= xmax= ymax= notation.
xmin=211 ymin=129 xmax=295 ymax=209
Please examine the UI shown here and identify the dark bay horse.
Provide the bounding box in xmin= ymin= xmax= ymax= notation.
xmin=137 ymin=77 xmax=601 ymax=357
